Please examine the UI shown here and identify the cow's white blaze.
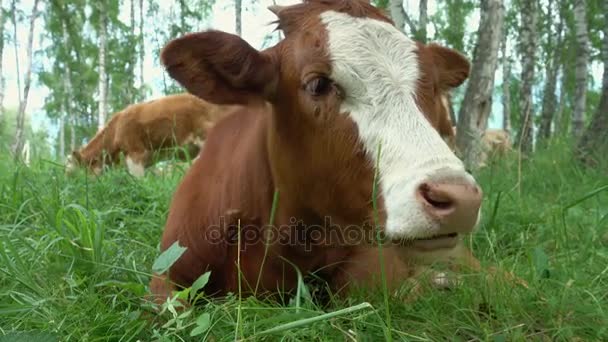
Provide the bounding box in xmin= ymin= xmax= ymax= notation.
xmin=320 ymin=11 xmax=474 ymax=239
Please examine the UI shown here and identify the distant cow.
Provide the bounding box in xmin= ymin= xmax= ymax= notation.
xmin=452 ymin=127 xmax=512 ymax=166
xmin=151 ymin=0 xmax=486 ymax=304
xmin=66 ymin=93 xmax=237 ymax=177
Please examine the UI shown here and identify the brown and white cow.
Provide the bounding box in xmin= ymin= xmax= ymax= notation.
xmin=66 ymin=93 xmax=237 ymax=177
xmin=151 ymin=0 xmax=487 ymax=303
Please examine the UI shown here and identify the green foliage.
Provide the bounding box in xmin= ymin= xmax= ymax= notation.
xmin=0 ymin=108 xmax=51 ymax=160
xmin=0 ymin=141 xmax=607 ymax=340
xmin=432 ymin=0 xmax=475 ymax=54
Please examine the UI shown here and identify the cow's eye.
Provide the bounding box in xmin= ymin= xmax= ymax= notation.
xmin=305 ymin=76 xmax=333 ymax=97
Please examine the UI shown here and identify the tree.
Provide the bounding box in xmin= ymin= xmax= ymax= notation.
xmin=435 ymin=0 xmax=475 ymax=54
xmin=389 ymin=0 xmax=407 ymax=33
xmin=235 ymin=0 xmax=242 ymax=36
xmin=516 ymin=0 xmax=538 ymax=155
xmin=97 ymin=0 xmax=108 ymax=132
xmin=501 ymin=21 xmax=511 ymax=134
xmin=455 ymin=0 xmax=504 ymax=170
xmin=0 ymin=0 xmax=6 ymax=123
xmin=139 ymin=0 xmax=144 ymax=89
xmin=11 ymin=0 xmax=41 ymax=160
xmin=577 ymin=0 xmax=608 ymax=168
xmin=416 ymin=0 xmax=427 ymax=43
xmin=537 ymin=0 xmax=564 ymax=146
xmin=572 ymin=0 xmax=589 ymax=141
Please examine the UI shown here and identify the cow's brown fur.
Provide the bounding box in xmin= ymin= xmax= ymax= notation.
xmin=150 ymin=0 xmax=516 ymax=305
xmin=66 ymin=93 xmax=238 ymax=177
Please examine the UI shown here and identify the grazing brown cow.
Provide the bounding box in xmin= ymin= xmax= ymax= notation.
xmin=66 ymin=93 xmax=237 ymax=177
xmin=151 ymin=0 xmax=487 ymax=303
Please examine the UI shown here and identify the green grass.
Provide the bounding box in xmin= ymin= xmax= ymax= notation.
xmin=0 ymin=140 xmax=607 ymax=341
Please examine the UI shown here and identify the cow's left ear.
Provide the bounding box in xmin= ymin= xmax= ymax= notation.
xmin=427 ymin=43 xmax=470 ymax=90
xmin=161 ymin=30 xmax=278 ymax=105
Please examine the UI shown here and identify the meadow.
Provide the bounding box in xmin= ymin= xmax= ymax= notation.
xmin=0 ymin=141 xmax=606 ymax=341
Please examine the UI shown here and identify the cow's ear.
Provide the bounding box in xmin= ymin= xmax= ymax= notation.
xmin=427 ymin=43 xmax=470 ymax=90
xmin=161 ymin=30 xmax=278 ymax=105
xmin=71 ymin=150 xmax=82 ymax=163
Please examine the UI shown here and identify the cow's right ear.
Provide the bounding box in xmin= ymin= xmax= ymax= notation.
xmin=161 ymin=30 xmax=278 ymax=105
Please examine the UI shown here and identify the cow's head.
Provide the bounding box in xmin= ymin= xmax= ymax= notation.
xmin=65 ymin=150 xmax=104 ymax=176
xmin=161 ymin=0 xmax=481 ymax=251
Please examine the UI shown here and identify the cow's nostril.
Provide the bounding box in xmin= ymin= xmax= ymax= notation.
xmin=416 ymin=180 xmax=483 ymax=234
xmin=418 ymin=183 xmax=455 ymax=211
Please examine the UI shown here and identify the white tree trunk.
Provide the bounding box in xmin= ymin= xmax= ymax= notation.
xmin=455 ymin=0 xmax=505 ymax=170
xmin=517 ymin=0 xmax=537 ymax=155
xmin=139 ymin=0 xmax=144 ymax=88
xmin=12 ymin=0 xmax=40 ymax=159
xmin=235 ymin=0 xmax=242 ymax=36
xmin=538 ymin=3 xmax=563 ymax=146
xmin=62 ymin=22 xmax=75 ymax=154
xmin=59 ymin=109 xmax=65 ymax=160
xmin=10 ymin=0 xmax=21 ymax=107
xmin=417 ymin=0 xmax=428 ymax=43
xmin=572 ymin=0 xmax=589 ymax=141
xmin=389 ymin=0 xmax=405 ymax=33
xmin=97 ymin=0 xmax=108 ymax=132
xmin=577 ymin=0 xmax=608 ymax=165
xmin=0 ymin=0 xmax=6 ymax=122
xmin=555 ymin=63 xmax=568 ymax=135
xmin=501 ymin=24 xmax=511 ymax=134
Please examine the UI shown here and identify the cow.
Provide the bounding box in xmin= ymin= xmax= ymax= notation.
xmin=150 ymin=0 xmax=493 ymax=304
xmin=65 ymin=93 xmax=238 ymax=177
xmin=452 ymin=127 xmax=512 ymax=166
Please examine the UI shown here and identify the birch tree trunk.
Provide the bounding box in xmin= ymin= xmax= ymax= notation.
xmin=389 ymin=0 xmax=405 ymax=33
xmin=97 ymin=0 xmax=108 ymax=132
xmin=11 ymin=0 xmax=21 ymax=111
xmin=139 ymin=0 xmax=144 ymax=88
xmin=59 ymin=107 xmax=65 ymax=160
xmin=501 ymin=24 xmax=511 ymax=134
xmin=555 ymin=63 xmax=568 ymax=135
xmin=235 ymin=0 xmax=242 ymax=36
xmin=455 ymin=0 xmax=504 ymax=170
xmin=577 ymin=0 xmax=608 ymax=168
xmin=572 ymin=0 xmax=589 ymax=141
xmin=537 ymin=6 xmax=563 ymax=146
xmin=62 ymin=23 xmax=75 ymax=154
xmin=0 ymin=0 xmax=6 ymax=122
xmin=12 ymin=0 xmax=40 ymax=159
xmin=517 ymin=0 xmax=538 ymax=155
xmin=417 ymin=0 xmax=428 ymax=43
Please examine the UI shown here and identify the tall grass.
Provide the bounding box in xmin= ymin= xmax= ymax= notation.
xmin=0 ymin=139 xmax=607 ymax=341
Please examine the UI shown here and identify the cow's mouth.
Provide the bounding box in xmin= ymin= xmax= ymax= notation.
xmin=414 ymin=232 xmax=458 ymax=241
xmin=391 ymin=232 xmax=459 ymax=250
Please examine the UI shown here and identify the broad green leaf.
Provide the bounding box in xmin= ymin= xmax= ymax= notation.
xmin=152 ymin=241 xmax=187 ymax=274
xmin=190 ymin=313 xmax=211 ymax=337
xmin=190 ymin=271 xmax=211 ymax=301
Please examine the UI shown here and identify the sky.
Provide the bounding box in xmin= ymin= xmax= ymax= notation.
xmin=2 ymin=0 xmax=603 ymax=141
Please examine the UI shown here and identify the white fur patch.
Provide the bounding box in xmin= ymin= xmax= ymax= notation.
xmin=126 ymin=156 xmax=145 ymax=178
xmin=184 ymin=134 xmax=204 ymax=148
xmin=320 ymin=11 xmax=477 ymax=239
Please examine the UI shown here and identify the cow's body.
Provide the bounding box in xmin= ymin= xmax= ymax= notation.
xmin=151 ymin=0 xmax=490 ymax=303
xmin=66 ymin=93 xmax=237 ymax=177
